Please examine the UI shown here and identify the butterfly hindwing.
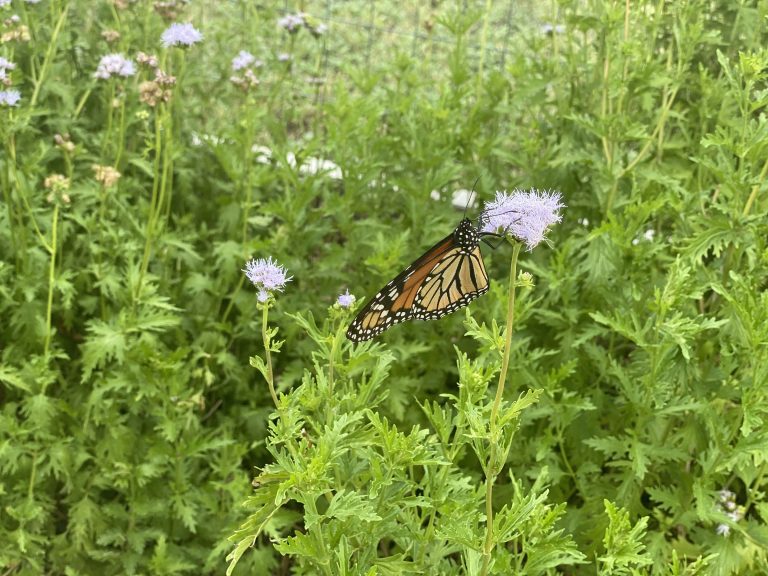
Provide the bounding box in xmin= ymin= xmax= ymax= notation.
xmin=346 ymin=219 xmax=489 ymax=341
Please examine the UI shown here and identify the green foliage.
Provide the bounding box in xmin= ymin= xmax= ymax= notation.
xmin=1 ymin=0 xmax=768 ymax=574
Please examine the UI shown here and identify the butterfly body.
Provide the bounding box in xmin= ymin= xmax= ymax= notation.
xmin=346 ymin=218 xmax=490 ymax=341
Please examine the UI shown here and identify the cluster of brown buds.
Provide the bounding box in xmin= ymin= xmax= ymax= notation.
xmin=153 ymin=0 xmax=188 ymax=21
xmin=44 ymin=174 xmax=71 ymax=205
xmin=230 ymin=69 xmax=260 ymax=92
xmin=101 ymin=29 xmax=121 ymax=44
xmin=92 ymin=164 xmax=121 ymax=188
xmin=113 ymin=0 xmax=139 ymax=9
xmin=136 ymin=52 xmax=176 ymax=106
xmin=2 ymin=15 xmax=30 ymax=43
xmin=229 ymin=51 xmax=262 ymax=93
xmin=54 ymin=133 xmax=76 ymax=154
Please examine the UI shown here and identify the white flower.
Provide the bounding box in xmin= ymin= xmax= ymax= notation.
xmin=94 ymin=54 xmax=136 ymax=79
xmin=161 ymin=22 xmax=203 ymax=48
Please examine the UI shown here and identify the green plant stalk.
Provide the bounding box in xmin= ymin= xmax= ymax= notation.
xmin=262 ymin=303 xmax=278 ymax=408
xmin=327 ymin=325 xmax=342 ymax=399
xmin=2 ymin=134 xmax=19 ymax=266
xmin=718 ymin=142 xmax=768 ymax=287
xmin=102 ymin=82 xmax=116 ymax=160
xmin=115 ymin=96 xmax=128 ymax=168
xmin=161 ymin=53 xmax=181 ymax=224
xmin=43 ymin=204 xmax=59 ymax=358
xmin=30 ymin=2 xmax=69 ymax=109
xmin=481 ymin=241 xmax=521 ymax=576
xmin=136 ymin=106 xmax=165 ymax=300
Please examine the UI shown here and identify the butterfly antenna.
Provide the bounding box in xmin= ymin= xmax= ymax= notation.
xmin=463 ymin=176 xmax=481 ymax=219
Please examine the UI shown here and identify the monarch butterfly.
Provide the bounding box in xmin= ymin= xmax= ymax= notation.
xmin=346 ymin=218 xmax=495 ymax=341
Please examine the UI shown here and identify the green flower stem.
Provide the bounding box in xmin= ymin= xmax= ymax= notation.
xmin=262 ymin=303 xmax=278 ymax=408
xmin=115 ymin=95 xmax=128 ymax=169
xmin=43 ymin=204 xmax=60 ymax=358
xmin=29 ymin=1 xmax=69 ymax=109
xmin=327 ymin=324 xmax=343 ymax=401
xmin=101 ymin=82 xmax=115 ymax=160
xmin=136 ymin=104 xmax=166 ymax=300
xmin=481 ymin=240 xmax=521 ymax=576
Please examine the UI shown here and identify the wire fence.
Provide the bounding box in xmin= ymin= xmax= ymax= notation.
xmin=263 ymin=0 xmax=552 ymax=75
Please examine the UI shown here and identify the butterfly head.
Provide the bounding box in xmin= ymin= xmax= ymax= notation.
xmin=454 ymin=218 xmax=480 ymax=250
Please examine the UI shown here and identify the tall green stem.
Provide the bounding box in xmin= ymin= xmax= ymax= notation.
xmin=30 ymin=2 xmax=69 ymax=108
xmin=136 ymin=106 xmax=165 ymax=300
xmin=481 ymin=241 xmax=521 ymax=576
xmin=262 ymin=304 xmax=278 ymax=408
xmin=44 ymin=204 xmax=60 ymax=358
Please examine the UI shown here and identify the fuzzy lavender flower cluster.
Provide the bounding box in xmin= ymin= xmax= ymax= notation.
xmin=94 ymin=53 xmax=136 ymax=79
xmin=0 ymin=56 xmax=15 ymax=82
xmin=0 ymin=56 xmax=19 ymax=106
xmin=160 ymin=22 xmax=202 ymax=48
xmin=243 ymin=257 xmax=292 ymax=302
xmin=481 ymin=189 xmax=564 ymax=250
xmin=230 ymin=50 xmax=263 ymax=91
xmin=715 ymin=489 xmax=744 ymax=537
xmin=337 ymin=289 xmax=355 ymax=308
xmin=278 ymin=12 xmax=327 ymax=37
xmin=0 ymin=88 xmax=21 ymax=106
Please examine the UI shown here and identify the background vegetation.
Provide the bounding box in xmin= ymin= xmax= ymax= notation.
xmin=1 ymin=0 xmax=767 ymax=574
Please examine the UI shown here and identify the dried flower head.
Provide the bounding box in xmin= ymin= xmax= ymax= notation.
xmin=337 ymin=289 xmax=355 ymax=308
xmin=154 ymin=0 xmax=188 ymax=21
xmin=54 ymin=133 xmax=75 ymax=153
xmin=0 ymin=89 xmax=20 ymax=106
xmin=230 ymin=69 xmax=260 ymax=91
xmin=136 ymin=52 xmax=159 ymax=68
xmin=160 ymin=22 xmax=202 ymax=48
xmin=480 ymin=189 xmax=564 ymax=250
xmin=44 ymin=174 xmax=69 ymax=191
xmin=92 ymin=164 xmax=121 ymax=188
xmin=1 ymin=23 xmax=30 ymax=43
xmin=94 ymin=53 xmax=136 ymax=79
xmin=101 ymin=29 xmax=121 ymax=43
xmin=154 ymin=68 xmax=176 ymax=86
xmin=139 ymin=80 xmax=171 ymax=106
xmin=44 ymin=174 xmax=71 ymax=204
xmin=243 ymin=257 xmax=292 ymax=298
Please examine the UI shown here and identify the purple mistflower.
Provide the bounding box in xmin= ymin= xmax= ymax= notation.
xmin=715 ymin=523 xmax=730 ymax=537
xmin=277 ymin=52 xmax=292 ymax=62
xmin=337 ymin=289 xmax=355 ymax=308
xmin=232 ymin=50 xmax=255 ymax=71
xmin=278 ymin=13 xmax=305 ymax=33
xmin=0 ymin=89 xmax=21 ymax=106
xmin=161 ymin=22 xmax=203 ymax=48
xmin=0 ymin=57 xmax=15 ymax=77
xmin=481 ymin=188 xmax=564 ymax=250
xmin=243 ymin=257 xmax=292 ymax=297
xmin=94 ymin=54 xmax=136 ymax=79
xmin=25 ymin=0 xmax=42 ymax=3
